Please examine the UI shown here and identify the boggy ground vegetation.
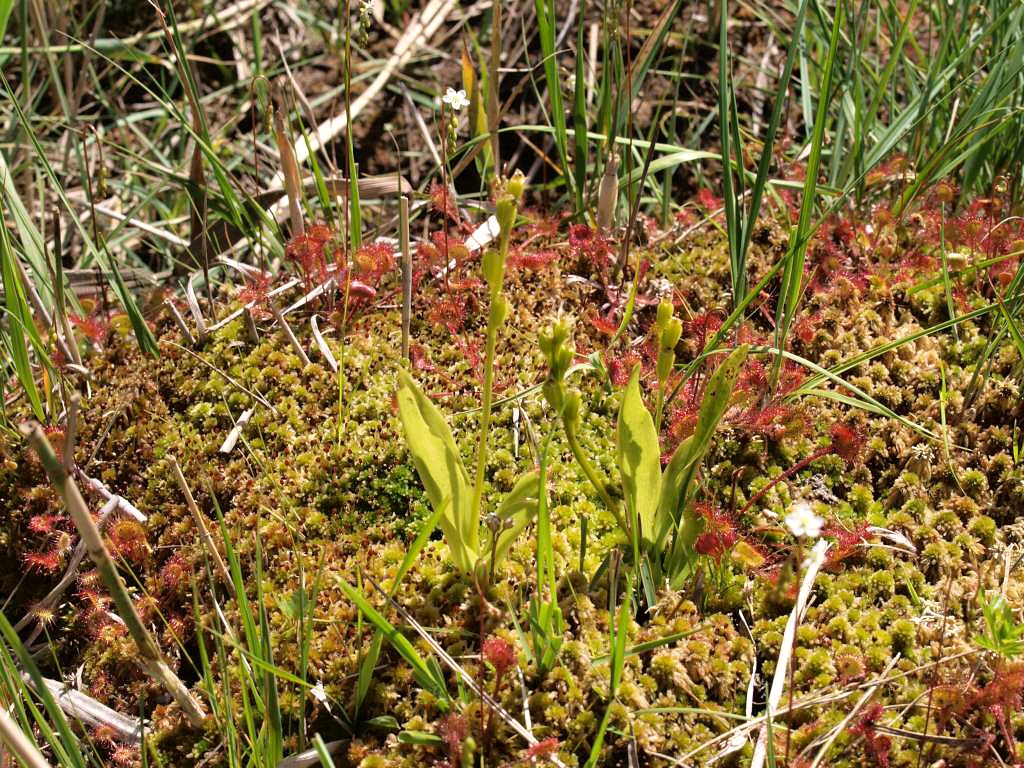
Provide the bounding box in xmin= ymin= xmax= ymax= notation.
xmin=3 ymin=177 xmax=1024 ymax=768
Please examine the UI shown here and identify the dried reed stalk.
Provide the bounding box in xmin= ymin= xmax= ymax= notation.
xmin=0 ymin=705 xmax=52 ymax=768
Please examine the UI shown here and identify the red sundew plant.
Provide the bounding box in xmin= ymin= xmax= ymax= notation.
xmin=567 ymin=223 xmax=614 ymax=276
xmin=967 ymin=662 xmax=1024 ymax=761
xmin=437 ymin=713 xmax=469 ymax=768
xmin=848 ymin=702 xmax=893 ymax=768
xmin=77 ymin=575 xmax=117 ymax=639
xmin=106 ymin=518 xmax=149 ymax=564
xmin=27 ymin=513 xmax=61 ymax=534
xmin=775 ymin=360 xmax=808 ymax=396
xmin=525 ymin=737 xmax=561 ymax=762
xmin=109 ymin=744 xmax=140 ymax=767
xmin=482 ymin=635 xmax=517 ymax=678
xmin=673 ymin=206 xmax=698 ymax=228
xmin=237 ymin=271 xmax=274 ymax=319
xmin=481 ymin=636 xmax=518 ymax=748
xmin=692 ymin=503 xmax=738 ymax=562
xmin=23 ymin=511 xmax=74 ymax=574
xmin=453 ymin=336 xmax=484 ymax=376
xmin=285 ymin=223 xmax=336 ymax=288
xmin=428 ymin=295 xmax=468 ymax=335
xmin=24 ymin=549 xmax=63 ymax=573
xmin=92 ymin=725 xmax=118 ymax=748
xmin=696 ymin=187 xmax=723 ymax=217
xmin=408 ymin=343 xmax=435 ymax=372
xmin=353 ymin=242 xmax=396 ymax=282
xmin=587 ymin=309 xmax=619 ymax=335
xmin=684 ymin=310 xmax=723 ymax=350
xmin=69 ymin=311 xmax=110 ymax=345
xmin=736 ymin=421 xmax=865 ymax=518
xmin=429 ymin=181 xmax=462 ymax=226
xmin=507 ymin=246 xmax=559 ymax=271
xmin=894 ymin=249 xmax=937 ymax=284
xmin=823 ymin=521 xmax=873 ymax=567
xmin=159 ymin=553 xmax=191 ymax=595
xmin=665 ymin=400 xmax=699 ymax=446
xmin=426 ymin=230 xmax=471 ymax=269
xmin=605 ymin=350 xmax=643 ymax=388
xmin=734 ymin=403 xmax=808 ymax=442
xmin=523 ymin=208 xmax=563 ymax=239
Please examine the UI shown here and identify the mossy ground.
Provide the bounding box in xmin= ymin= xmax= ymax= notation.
xmin=2 ymin=205 xmax=1023 ymax=768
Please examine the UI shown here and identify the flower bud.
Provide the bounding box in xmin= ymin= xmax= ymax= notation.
xmin=496 ymin=196 xmax=517 ymax=235
xmin=505 ymin=169 xmax=526 ymax=201
xmin=563 ymin=390 xmax=581 ymax=431
xmin=656 ymin=299 xmax=673 ymax=330
xmin=482 ymin=248 xmax=504 ymax=292
xmin=662 ymin=317 xmax=682 ymax=351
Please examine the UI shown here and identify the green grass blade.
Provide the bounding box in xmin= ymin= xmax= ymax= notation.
xmin=0 ymin=226 xmax=45 ymax=421
xmin=533 ymin=0 xmax=574 ymax=200
xmin=771 ymin=0 xmax=843 ymax=389
xmin=337 ymin=576 xmax=448 ymax=702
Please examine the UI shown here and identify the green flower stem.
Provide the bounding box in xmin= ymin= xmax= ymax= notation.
xmin=471 ymin=299 xmax=501 ymax=533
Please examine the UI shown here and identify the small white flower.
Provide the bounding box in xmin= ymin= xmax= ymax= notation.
xmin=784 ymin=500 xmax=825 ymax=539
xmin=310 ymin=681 xmax=330 ymax=711
xmin=442 ymin=87 xmax=470 ymax=111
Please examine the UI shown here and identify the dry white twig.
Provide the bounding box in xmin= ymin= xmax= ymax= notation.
xmin=0 ymin=705 xmax=51 ymax=768
xmin=168 ymin=456 xmax=231 ymax=586
xmin=32 ymin=677 xmax=143 ymax=744
xmin=76 ymin=471 xmax=146 ymax=522
xmin=185 ymin=272 xmax=209 ymax=340
xmin=165 ymin=300 xmax=196 ymax=346
xmin=310 ymin=316 xmax=338 ymax=372
xmin=219 ymin=408 xmax=254 ymax=454
xmin=750 ymin=541 xmax=830 ymax=768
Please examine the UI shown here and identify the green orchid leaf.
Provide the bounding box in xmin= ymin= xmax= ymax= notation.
xmin=395 ymin=369 xmax=475 ymax=570
xmin=616 ymin=365 xmax=662 ymax=543
xmin=485 ymin=470 xmax=541 ymax=568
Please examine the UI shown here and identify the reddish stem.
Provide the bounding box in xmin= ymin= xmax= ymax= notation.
xmin=738 ymin=447 xmax=832 ymax=518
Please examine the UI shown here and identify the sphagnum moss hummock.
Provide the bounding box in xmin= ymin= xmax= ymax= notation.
xmin=2 ymin=193 xmax=1024 ymax=767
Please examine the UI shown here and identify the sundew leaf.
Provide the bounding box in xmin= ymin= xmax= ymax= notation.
xmin=616 ymin=366 xmax=661 ymax=543
xmin=395 ymin=369 xmax=474 ymax=570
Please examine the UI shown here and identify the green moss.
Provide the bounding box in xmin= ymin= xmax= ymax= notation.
xmin=3 ymin=214 xmax=1020 ymax=768
xmin=969 ymin=514 xmax=997 ymax=546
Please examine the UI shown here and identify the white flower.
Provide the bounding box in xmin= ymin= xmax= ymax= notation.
xmin=442 ymin=87 xmax=470 ymax=111
xmin=784 ymin=500 xmax=824 ymax=539
xmin=310 ymin=681 xmax=331 ymax=712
